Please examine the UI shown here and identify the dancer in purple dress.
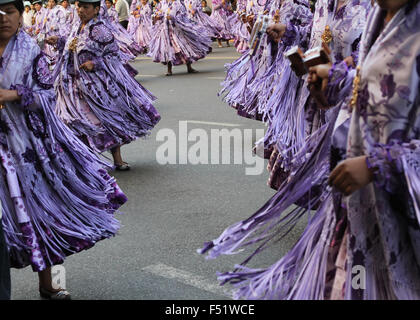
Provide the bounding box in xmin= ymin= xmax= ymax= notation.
xmin=21 ymin=1 xmax=34 ymax=31
xmin=127 ymin=0 xmax=153 ymax=51
xmin=185 ymin=0 xmax=221 ymax=39
xmin=265 ymin=0 xmax=370 ymax=190
xmin=210 ymin=0 xmax=233 ymax=47
xmin=60 ymin=0 xmax=76 ymax=25
xmin=101 ymin=0 xmax=144 ymax=62
xmin=227 ymin=0 xmax=248 ymax=53
xmin=200 ymin=0 xmax=371 ymax=260
xmin=220 ymin=0 xmax=312 ymax=121
xmin=0 ymin=0 xmax=127 ymax=299
xmin=42 ymin=0 xmax=68 ymax=63
xmin=47 ymin=0 xmax=160 ymax=170
xmin=28 ymin=0 xmax=46 ymax=38
xmin=148 ymin=0 xmax=212 ymax=75
xmin=201 ymin=0 xmax=420 ymax=300
xmin=105 ymin=0 xmax=118 ymax=22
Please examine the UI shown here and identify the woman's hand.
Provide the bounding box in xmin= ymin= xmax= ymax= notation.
xmin=308 ymin=63 xmax=332 ymax=89
xmin=343 ymin=55 xmax=354 ymax=67
xmin=80 ymin=61 xmax=95 ymax=72
xmin=307 ymin=63 xmax=332 ymax=109
xmin=153 ymin=15 xmax=161 ymax=23
xmin=0 ymin=89 xmax=20 ymax=105
xmin=45 ymin=36 xmax=59 ymax=45
xmin=307 ymin=42 xmax=332 ymax=90
xmin=328 ymin=156 xmax=374 ymax=196
xmin=266 ymin=23 xmax=286 ymax=43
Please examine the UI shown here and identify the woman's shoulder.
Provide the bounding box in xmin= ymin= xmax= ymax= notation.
xmin=89 ymin=19 xmax=115 ymax=44
xmin=17 ymin=31 xmax=41 ymax=58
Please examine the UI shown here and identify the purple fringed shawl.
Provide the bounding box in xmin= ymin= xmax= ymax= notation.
xmin=0 ymin=31 xmax=127 ymax=272
xmin=201 ymin=2 xmax=420 ymax=300
xmin=147 ymin=0 xmax=212 ymax=65
xmin=127 ymin=1 xmax=154 ymax=49
xmin=54 ymin=17 xmax=160 ymax=153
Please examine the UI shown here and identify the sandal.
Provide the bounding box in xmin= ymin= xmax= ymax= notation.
xmin=39 ymin=287 xmax=71 ymax=300
xmin=115 ymin=162 xmax=131 ymax=171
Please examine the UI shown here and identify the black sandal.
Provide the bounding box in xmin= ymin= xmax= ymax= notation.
xmin=115 ymin=162 xmax=131 ymax=171
xmin=39 ymin=287 xmax=71 ymax=300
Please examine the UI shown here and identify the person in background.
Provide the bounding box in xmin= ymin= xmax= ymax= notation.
xmin=105 ymin=0 xmax=118 ymax=22
xmin=201 ymin=0 xmax=211 ymax=15
xmin=28 ymin=0 xmax=46 ymax=38
xmin=0 ymin=0 xmax=128 ymax=300
xmin=47 ymin=0 xmax=160 ymax=170
xmin=148 ymin=0 xmax=212 ymax=76
xmin=115 ymin=0 xmax=129 ymax=28
xmin=127 ymin=0 xmax=153 ymax=52
xmin=60 ymin=0 xmax=75 ymax=25
xmin=209 ymin=0 xmax=233 ymax=47
xmin=41 ymin=0 xmax=68 ymax=64
xmin=22 ymin=1 xmax=34 ymax=29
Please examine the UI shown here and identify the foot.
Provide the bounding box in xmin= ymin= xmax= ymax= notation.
xmin=165 ymin=72 xmax=172 ymax=76
xmin=39 ymin=287 xmax=71 ymax=300
xmin=115 ymin=162 xmax=131 ymax=171
xmin=187 ymin=68 xmax=198 ymax=74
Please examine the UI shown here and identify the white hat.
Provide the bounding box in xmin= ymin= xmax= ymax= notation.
xmin=24 ymin=1 xmax=31 ymax=6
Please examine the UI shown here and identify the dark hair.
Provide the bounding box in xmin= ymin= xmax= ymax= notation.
xmin=78 ymin=1 xmax=101 ymax=8
xmin=12 ymin=0 xmax=24 ymax=14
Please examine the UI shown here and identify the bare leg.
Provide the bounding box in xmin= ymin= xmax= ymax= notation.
xmin=38 ymin=267 xmax=71 ymax=299
xmin=111 ymin=146 xmax=124 ymax=166
xmin=38 ymin=267 xmax=59 ymax=292
xmin=166 ymin=62 xmax=173 ymax=76
xmin=217 ymin=39 xmax=222 ymax=48
xmin=111 ymin=146 xmax=130 ymax=170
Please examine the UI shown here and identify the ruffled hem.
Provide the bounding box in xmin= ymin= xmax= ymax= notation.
xmin=148 ymin=18 xmax=212 ymax=65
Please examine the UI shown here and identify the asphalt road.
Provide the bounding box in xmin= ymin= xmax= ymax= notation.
xmin=10 ymin=43 xmax=307 ymax=300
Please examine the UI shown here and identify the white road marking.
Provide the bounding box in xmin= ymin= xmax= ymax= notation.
xmin=185 ymin=120 xmax=242 ymax=127
xmin=136 ymin=74 xmax=159 ymax=78
xmin=142 ymin=263 xmax=232 ymax=298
